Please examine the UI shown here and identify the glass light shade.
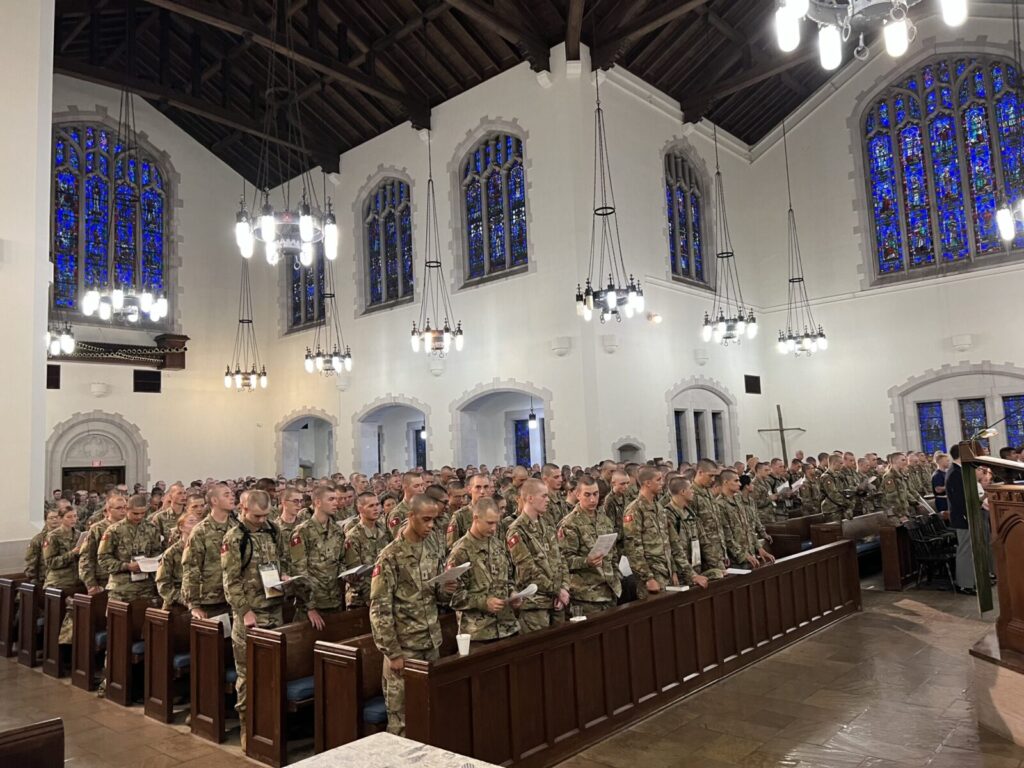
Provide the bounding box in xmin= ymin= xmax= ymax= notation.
xmin=304 ymin=356 xmax=314 ymax=373
xmin=883 ymin=17 xmax=909 ymax=58
xmin=776 ymin=7 xmax=800 ymax=53
xmin=585 ymin=293 xmax=594 ymax=311
xmin=156 ymin=296 xmax=168 ymax=316
xmin=940 ymin=0 xmax=968 ymax=26
xmin=623 ymin=303 xmax=634 ymax=319
xmin=299 ymin=242 xmax=314 ymax=267
xmin=747 ymin=319 xmax=758 ymax=339
xmin=139 ymin=291 xmax=153 ymax=312
xmin=82 ymin=289 xmax=100 ymax=315
xmin=343 ymin=355 xmax=353 ymax=372
xmin=809 ymin=338 xmax=819 ymax=352
xmin=111 ymin=288 xmax=124 ymax=310
xmin=627 ymin=288 xmax=637 ymax=306
xmin=717 ymin=319 xmax=727 ymax=333
xmin=323 ymin=220 xmax=338 ymax=260
xmin=701 ymin=323 xmax=712 ymax=342
xmin=60 ymin=333 xmax=74 ymax=354
xmin=635 ymin=292 xmax=645 ymax=312
xmin=997 ymin=205 xmax=1015 ymax=241
xmin=801 ymin=335 xmax=811 ymax=350
xmin=777 ymin=339 xmax=788 ymax=354
xmin=49 ymin=338 xmax=61 ymax=356
xmin=528 ymin=415 xmax=538 ymax=430
xmin=82 ymin=302 xmax=95 ymax=317
xmin=421 ymin=330 xmax=430 ymax=350
xmin=315 ymin=354 xmax=324 ymax=371
xmin=259 ymin=373 xmax=268 ymax=388
xmin=818 ymin=24 xmax=842 ymax=70
xmin=576 ymin=300 xmax=584 ymax=317
xmin=224 ymin=373 xmax=232 ymax=388
xmin=818 ymin=335 xmax=829 ymax=350
xmin=712 ymin=328 xmax=724 ymax=344
xmin=98 ymin=300 xmax=112 ymax=321
xmin=420 ymin=429 xmax=428 ymax=441
xmin=736 ymin=319 xmax=747 ymax=335
xmin=582 ymin=306 xmax=593 ymax=322
xmin=236 ymin=221 xmax=253 ymax=258
xmin=454 ymin=332 xmax=464 ymax=352
xmin=260 ymin=213 xmax=276 ymax=243
xmin=604 ymin=290 xmax=616 ymax=309
xmin=248 ymin=372 xmax=257 ymax=389
xmin=299 ymin=213 xmax=314 ymax=243
xmin=787 ymin=0 xmax=809 ymax=16
xmin=234 ymin=372 xmax=243 ymax=388
xmin=787 ymin=337 xmax=797 ymax=352
xmin=127 ymin=306 xmax=139 ymax=323
xmin=331 ymin=355 xmax=342 ymax=371
xmin=411 ymin=332 xmax=421 ymax=353
xmin=266 ymin=240 xmax=280 ymax=266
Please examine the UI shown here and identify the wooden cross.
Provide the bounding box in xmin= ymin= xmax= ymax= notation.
xmin=757 ymin=405 xmax=806 ymax=464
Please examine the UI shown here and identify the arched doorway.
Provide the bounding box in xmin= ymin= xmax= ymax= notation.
xmin=279 ymin=415 xmax=335 ymax=479
xmin=47 ymin=411 xmax=148 ymax=494
xmin=354 ymin=398 xmax=429 ymax=475
xmin=666 ymin=377 xmax=739 ymax=465
xmin=453 ymin=385 xmax=550 ymax=468
xmin=613 ymin=437 xmax=645 ymax=463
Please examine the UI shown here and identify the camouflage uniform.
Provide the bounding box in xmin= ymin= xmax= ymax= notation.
xmin=343 ymin=519 xmax=390 ymax=609
xmin=820 ymin=469 xmax=854 ymax=523
xmin=156 ymin=538 xmax=186 ymax=609
xmin=665 ymin=501 xmax=724 ymax=579
xmin=23 ymin=527 xmax=50 ymax=583
xmin=221 ymin=520 xmax=291 ymax=728
xmin=445 ymin=505 xmax=473 ymax=550
xmin=544 ymin=492 xmax=571 ymax=527
xmin=181 ymin=514 xmax=236 ymax=615
xmin=505 ymin=514 xmax=569 ymax=633
xmin=750 ymin=477 xmax=777 ymax=525
xmin=274 ymin=513 xmax=306 ymax=543
xmin=622 ymin=496 xmax=692 ymax=598
xmin=97 ymin=517 xmax=163 ymax=602
xmin=880 ymin=470 xmax=912 ymax=524
xmin=690 ymin=486 xmax=730 ymax=570
xmin=557 ymin=505 xmax=621 ymax=614
xmin=290 ymin=515 xmax=345 ymax=619
xmin=798 ymin=477 xmax=823 ymax=511
xmin=369 ymin=536 xmax=445 ymax=736
xmin=43 ymin=527 xmax=84 ymax=643
xmin=503 ymin=485 xmax=521 ymax=520
xmin=600 ymin=491 xmax=629 ymax=555
xmin=447 ymin=530 xmax=519 ymax=640
xmin=717 ymin=495 xmax=756 ymax=565
xmin=152 ymin=507 xmax=181 ymax=545
xmin=384 ymin=500 xmax=410 ymax=540
xmin=78 ymin=518 xmax=112 ymax=592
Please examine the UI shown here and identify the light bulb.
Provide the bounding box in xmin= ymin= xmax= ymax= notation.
xmin=585 ymin=293 xmax=594 ymax=311
xmin=818 ymin=335 xmax=829 ymax=351
xmin=111 ymin=288 xmax=124 ymax=310
xmin=818 ymin=24 xmax=842 ymax=71
xmin=260 ymin=372 xmax=268 ymax=389
xmin=940 ymin=0 xmax=968 ymax=27
xmin=635 ymin=292 xmax=645 ymax=312
xmin=777 ymin=339 xmax=788 ymax=354
xmin=576 ymin=299 xmax=584 ymax=317
xmin=454 ymin=332 xmax=464 ymax=352
xmin=98 ymin=300 xmax=112 ymax=320
xmin=443 ymin=331 xmax=451 ymax=353
xmin=747 ymin=319 xmax=758 ymax=339
xmin=582 ymin=306 xmax=593 ymax=322
xmin=315 ymin=354 xmax=324 ymax=371
xmin=82 ymin=301 xmax=95 ymax=317
xmin=323 ymin=217 xmax=338 ymax=260
xmin=60 ymin=333 xmax=74 ymax=354
xmin=331 ymin=355 xmax=341 ymax=371
xmin=248 ymin=372 xmax=257 ymax=389
xmin=299 ymin=212 xmax=314 ymax=243
xmin=787 ymin=337 xmax=796 ymax=352
xmin=997 ymin=204 xmax=1015 ymax=241
xmin=260 ymin=212 xmax=276 ymax=243
xmin=776 ymin=6 xmax=800 ymax=53
xmin=528 ymin=415 xmax=538 ymax=430
xmin=701 ymin=323 xmax=712 ymax=342
xmin=304 ymin=355 xmax=314 ymax=373
xmin=623 ymin=303 xmax=634 ymax=319
xmin=156 ymin=296 xmax=168 ymax=317
xmin=49 ymin=338 xmax=61 ymax=356
xmin=127 ymin=306 xmax=139 ymax=323
xmin=883 ymin=17 xmax=909 ymax=59
xmin=82 ymin=289 xmax=100 ymax=315
xmin=300 ymin=241 xmax=314 ymax=267
xmin=266 ymin=240 xmax=280 ymax=266
xmin=627 ymin=288 xmax=637 ymax=307
xmin=411 ymin=332 xmax=421 ymax=353
xmin=809 ymin=338 xmax=818 ymax=353
xmin=717 ymin=319 xmax=727 ymax=334
xmin=801 ymin=335 xmax=811 ymax=350
xmin=139 ymin=292 xmax=153 ymax=312
xmin=234 ymin=372 xmax=243 ymax=388
xmin=236 ymin=220 xmax=253 ymax=258
xmin=604 ymin=290 xmax=617 ymax=309
xmin=736 ymin=319 xmax=747 ymax=335
xmin=224 ymin=372 xmax=232 ymax=388
xmin=344 ymin=354 xmax=353 ymax=372
xmin=420 ymin=429 xmax=428 ymax=441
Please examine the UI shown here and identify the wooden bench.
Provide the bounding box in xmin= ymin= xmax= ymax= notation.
xmin=764 ymin=513 xmax=826 ymax=557
xmin=16 ymin=582 xmax=42 ymax=667
xmin=0 ymin=718 xmax=64 ymax=768
xmin=404 ymin=542 xmax=862 ymax=768
xmin=0 ymin=572 xmax=24 ymax=657
xmin=143 ymin=605 xmax=191 ymax=723
xmin=246 ymin=609 xmax=372 ymax=767
xmin=189 ymin=614 xmax=236 ymax=743
xmin=42 ymin=587 xmax=74 ymax=678
xmin=810 ymin=512 xmax=914 ymax=590
xmin=106 ymin=598 xmax=152 ymax=706
xmin=313 ymin=613 xmax=458 ymax=752
xmin=71 ymin=591 xmax=108 ymax=691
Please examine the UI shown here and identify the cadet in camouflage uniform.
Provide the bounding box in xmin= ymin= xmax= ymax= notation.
xmin=272 ymin=485 xmax=308 ymax=541
xmin=335 ymin=484 xmax=357 ymax=526
xmin=343 ymin=492 xmax=390 ymax=609
xmin=445 ymin=473 xmax=494 ymax=550
xmin=448 ymin=497 xmax=521 ymax=640
xmin=750 ymin=463 xmax=777 ymax=524
xmin=600 ymin=471 xmax=632 ymax=553
xmin=716 ymin=471 xmax=774 ymax=569
xmin=690 ymin=460 xmax=730 ymax=571
xmin=290 ymin=486 xmax=345 ymax=628
xmin=157 ymin=509 xmax=201 ymax=609
xmin=503 ymin=466 xmax=529 ymax=520
xmin=557 ymin=476 xmax=624 ymax=614
xmin=24 ymin=508 xmax=60 ymax=583
xmin=881 ymin=453 xmax=913 ymax=524
xmin=820 ymin=456 xmax=854 ymax=523
xmin=181 ymin=483 xmax=237 ymax=619
xmin=665 ymin=477 xmax=724 ymax=580
xmin=97 ymin=494 xmax=163 ymax=602
xmin=80 ymin=493 xmax=127 ymax=595
xmin=506 ymin=479 xmax=570 ymax=632
xmin=152 ymin=483 xmax=187 ymax=545
xmin=370 ymin=495 xmax=454 ymax=736
xmin=221 ymin=490 xmax=292 ymax=748
xmin=384 ymin=471 xmax=425 ymax=538
xmin=541 ymin=464 xmax=570 ymax=525
xmin=907 ymin=454 xmax=930 ymax=497
xmin=43 ymin=502 xmax=85 ymax=644
xmin=798 ymin=464 xmax=823 ymax=511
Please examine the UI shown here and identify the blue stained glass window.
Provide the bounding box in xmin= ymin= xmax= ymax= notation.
xmin=675 ymin=186 xmax=688 ymax=274
xmin=514 ymin=420 xmax=532 ymax=468
xmin=367 ymin=216 xmax=382 ymax=305
xmin=941 ymin=87 xmax=953 ymax=110
xmin=959 ymin=398 xmax=990 ymax=450
xmin=383 ymin=210 xmax=398 ymax=301
xmin=993 ymin=63 xmax=1005 ymax=94
xmin=461 ymin=133 xmax=527 ymax=280
xmin=895 ymin=96 xmax=907 ymax=125
xmin=909 ymin=95 xmax=921 ymax=120
xmin=929 ymin=115 xmax=969 ymax=261
xmin=963 ymin=105 xmax=1000 ymax=254
xmin=924 ymin=66 xmax=934 ymax=89
xmin=666 ymin=185 xmax=677 ymax=273
xmin=692 ymin=194 xmax=703 ymax=281
xmin=917 ymin=401 xmax=947 ymax=454
xmin=84 ymin=175 xmax=109 ymax=288
xmin=1003 ymin=395 xmax=1024 ymax=450
xmin=865 ymin=109 xmax=876 ymax=135
xmin=53 ymin=170 xmax=79 ymax=307
xmin=304 ymin=263 xmax=316 ymax=323
xmin=363 ymin=178 xmax=413 ymax=310
xmin=939 ymin=60 xmax=952 ymax=83
xmin=867 ymin=133 xmax=903 ymax=273
xmin=898 ymin=125 xmax=934 ymax=265
xmin=400 ymin=205 xmax=413 ymax=298
xmin=415 ymin=431 xmax=427 ymax=470
xmin=879 ymin=101 xmax=890 ymax=128
xmin=140 ymin=189 xmax=164 ymax=293
xmin=927 ymin=91 xmax=937 ymax=115
xmin=974 ymin=68 xmax=987 ymax=99
xmin=996 ymin=92 xmax=1024 ymax=245
xmin=291 ymin=260 xmax=302 ymax=327
xmin=114 ymin=183 xmax=136 ymax=286
xmin=665 ymin=151 xmax=707 ymax=284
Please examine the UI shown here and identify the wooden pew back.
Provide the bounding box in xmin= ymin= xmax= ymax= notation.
xmin=16 ymin=582 xmax=42 ymax=667
xmin=143 ymin=605 xmax=191 ymax=722
xmin=0 ymin=573 xmax=24 ymax=657
xmin=71 ymin=591 xmax=107 ymax=691
xmin=189 ymin=615 xmax=233 ymax=743
xmin=0 ymin=718 xmax=64 ymax=768
xmin=106 ymin=598 xmax=152 ymax=706
xmin=764 ymin=513 xmax=826 ymax=556
xmin=42 ymin=587 xmax=72 ymax=678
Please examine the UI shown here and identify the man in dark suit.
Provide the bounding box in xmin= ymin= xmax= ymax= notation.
xmin=946 ymin=445 xmax=976 ymax=595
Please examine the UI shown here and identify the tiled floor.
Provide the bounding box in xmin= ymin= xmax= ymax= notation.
xmin=2 ymin=580 xmax=1022 ymax=767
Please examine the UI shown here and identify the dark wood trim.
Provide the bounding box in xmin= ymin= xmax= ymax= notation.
xmin=0 ymin=718 xmax=64 ymax=768
xmin=143 ymin=605 xmax=190 ymax=722
xmin=189 ymin=616 xmax=232 ymax=743
xmin=0 ymin=574 xmax=23 ymax=658
xmin=71 ymin=591 xmax=107 ymax=691
xmin=17 ymin=583 xmax=42 ymax=668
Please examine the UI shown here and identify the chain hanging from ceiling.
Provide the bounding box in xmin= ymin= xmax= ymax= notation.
xmin=223 ymin=260 xmax=267 ymax=392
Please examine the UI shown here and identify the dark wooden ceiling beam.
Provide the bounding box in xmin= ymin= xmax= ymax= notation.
xmin=593 ymin=0 xmax=710 ymax=69
xmin=443 ymin=0 xmax=550 ymax=72
xmin=565 ymin=0 xmax=584 ymax=62
xmin=60 ymin=0 xmax=110 ymax=53
xmin=140 ymin=0 xmax=430 ymax=126
xmin=102 ymin=4 xmax=159 ymax=66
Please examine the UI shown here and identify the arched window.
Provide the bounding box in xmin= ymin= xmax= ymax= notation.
xmin=288 ymin=243 xmax=325 ymax=330
xmin=664 ymin=151 xmax=707 ymax=284
xmin=460 ymin=133 xmax=528 ymax=282
xmin=51 ymin=123 xmax=168 ymax=317
xmin=364 ymin=177 xmax=414 ymax=309
xmin=864 ymin=55 xmax=1024 ymax=281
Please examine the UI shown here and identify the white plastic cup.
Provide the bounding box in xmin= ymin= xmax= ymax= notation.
xmin=456 ymin=633 xmax=471 ymax=656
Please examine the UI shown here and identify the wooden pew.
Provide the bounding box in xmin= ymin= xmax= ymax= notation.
xmin=880 ymin=524 xmax=915 ymax=591
xmin=0 ymin=718 xmax=64 ymax=768
xmin=404 ymin=542 xmax=862 ymax=768
xmin=106 ymin=598 xmax=152 ymax=706
xmin=246 ymin=609 xmax=372 ymax=767
xmin=42 ymin=587 xmax=74 ymax=678
xmin=0 ymin=572 xmax=24 ymax=657
xmin=764 ymin=513 xmax=826 ymax=557
xmin=313 ymin=614 xmax=458 ymax=752
xmin=143 ymin=605 xmax=191 ymax=723
xmin=71 ymin=591 xmax=108 ymax=691
xmin=189 ymin=614 xmax=235 ymax=743
xmin=16 ymin=582 xmax=43 ymax=668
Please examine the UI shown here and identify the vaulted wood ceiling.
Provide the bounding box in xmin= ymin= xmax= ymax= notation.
xmin=52 ymin=0 xmax=835 ymax=187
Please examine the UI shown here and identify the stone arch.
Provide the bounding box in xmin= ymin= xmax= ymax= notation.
xmin=352 ymin=394 xmax=432 ymax=473
xmin=450 ymin=379 xmax=554 ymax=467
xmin=611 ymin=436 xmax=646 ymax=463
xmin=274 ymin=406 xmax=339 ymax=477
xmin=46 ymin=410 xmax=149 ymax=492
xmin=887 ymin=360 xmax=1024 ymax=452
xmin=665 ymin=376 xmax=740 ymax=463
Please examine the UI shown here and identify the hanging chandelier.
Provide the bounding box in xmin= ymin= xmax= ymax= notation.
xmin=223 ymin=260 xmax=267 ymax=392
xmin=701 ymin=126 xmax=757 ymax=346
xmin=775 ymin=0 xmax=968 ymax=71
xmin=80 ymin=86 xmax=168 ymax=324
xmin=410 ymin=132 xmax=464 ymax=357
xmin=776 ymin=121 xmax=828 ymax=357
xmin=232 ymin=1 xmax=338 ymax=266
xmin=46 ymin=296 xmax=75 ymax=358
xmin=575 ymin=73 xmax=644 ymax=323
xmin=303 ymin=258 xmax=353 ymax=375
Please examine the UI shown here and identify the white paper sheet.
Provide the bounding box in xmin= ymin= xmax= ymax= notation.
xmin=134 ymin=556 xmax=161 ymax=573
xmin=75 ymin=530 xmax=90 ymax=549
xmin=618 ymin=555 xmax=632 ymax=578
xmin=665 ymin=585 xmax=690 ymax=592
xmin=725 ymin=567 xmax=751 ymax=575
xmin=212 ymin=612 xmax=232 ymax=638
xmin=339 ymin=563 xmax=374 ymax=579
xmin=509 ymin=583 xmax=537 ymax=601
xmin=586 ymin=533 xmax=618 ymax=560
xmin=426 ymin=561 xmax=470 ymax=586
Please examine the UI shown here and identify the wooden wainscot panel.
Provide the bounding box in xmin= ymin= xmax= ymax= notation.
xmin=17 ymin=582 xmax=42 ymax=667
xmin=71 ymin=590 xmax=107 ymax=690
xmin=105 ymin=598 xmax=150 ymax=706
xmin=143 ymin=605 xmax=191 ymax=722
xmin=405 ymin=542 xmax=861 ymax=768
xmin=42 ymin=587 xmax=73 ymax=678
xmin=189 ymin=616 xmax=233 ymax=743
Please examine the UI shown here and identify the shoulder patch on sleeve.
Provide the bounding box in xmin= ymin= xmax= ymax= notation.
xmin=220 ymin=541 xmax=229 ymax=555
xmin=623 ymin=513 xmax=634 ymax=524
xmin=507 ymin=534 xmax=520 ymax=550
xmin=388 ymin=517 xmax=400 ymax=529
xmin=556 ymin=527 xmax=565 ymax=540
xmin=290 ymin=534 xmax=301 ymax=547
xmin=447 ymin=521 xmax=456 ymax=534
xmin=371 ymin=563 xmax=381 ymax=578
xmin=100 ymin=532 xmax=111 ymax=542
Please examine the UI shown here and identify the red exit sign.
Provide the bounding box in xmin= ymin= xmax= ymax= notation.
xmin=91 ymin=460 xmax=103 ymax=467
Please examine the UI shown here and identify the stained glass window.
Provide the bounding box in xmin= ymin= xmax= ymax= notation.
xmin=461 ymin=133 xmax=528 ymax=281
xmin=51 ymin=122 xmax=167 ymax=316
xmin=958 ymin=398 xmax=990 ymax=450
xmin=916 ymin=401 xmax=947 ymax=454
xmin=415 ymin=430 xmax=427 ymax=470
xmin=864 ymin=55 xmax=1024 ymax=281
xmin=1003 ymin=395 xmax=1024 ymax=450
xmin=514 ymin=420 xmax=531 ymax=467
xmin=665 ymin=151 xmax=708 ymax=285
xmin=287 ymin=242 xmax=326 ymax=330
xmin=364 ymin=177 xmax=413 ymax=310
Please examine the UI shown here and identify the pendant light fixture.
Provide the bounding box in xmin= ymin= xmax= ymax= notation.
xmin=410 ymin=131 xmax=464 ymax=357
xmin=528 ymin=397 xmax=539 ymax=430
xmin=223 ymin=260 xmax=267 ymax=392
xmin=46 ymin=295 xmax=75 ymax=358
xmin=776 ymin=121 xmax=828 ymax=356
xmin=303 ymin=257 xmax=353 ymax=376
xmin=701 ymin=126 xmax=756 ymax=346
xmin=575 ymin=72 xmax=644 ymax=323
